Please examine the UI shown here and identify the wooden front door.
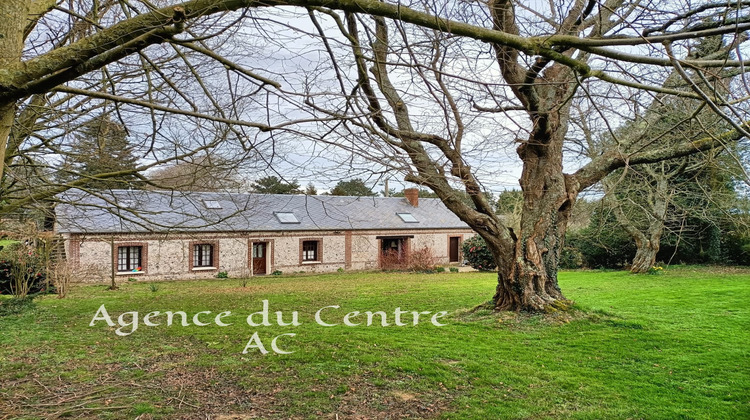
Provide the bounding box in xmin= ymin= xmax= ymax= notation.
xmin=252 ymin=242 xmax=267 ymax=275
xmin=449 ymin=237 xmax=460 ymax=263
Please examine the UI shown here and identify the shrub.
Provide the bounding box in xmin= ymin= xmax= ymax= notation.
xmin=566 ymin=229 xmax=635 ymax=269
xmin=461 ymin=236 xmax=496 ymax=271
xmin=435 ymin=266 xmax=445 ymax=273
xmin=380 ymin=246 xmax=439 ymax=272
xmin=720 ymin=232 xmax=750 ymax=266
xmin=380 ymin=250 xmax=407 ymax=271
xmin=0 ymin=243 xmax=54 ymax=297
xmin=449 ymin=267 xmax=459 ymax=273
xmin=216 ymin=271 xmax=229 ymax=279
xmin=559 ymin=246 xmax=584 ymax=269
xmin=408 ymin=246 xmax=438 ymax=272
xmin=271 ymin=270 xmax=283 ymax=276
xmin=49 ymin=261 xmax=73 ymax=298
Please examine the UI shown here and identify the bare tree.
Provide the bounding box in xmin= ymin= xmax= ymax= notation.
xmin=594 ymin=33 xmax=741 ymax=272
xmin=283 ymin=2 xmax=750 ymax=311
xmin=147 ymin=156 xmax=245 ymax=192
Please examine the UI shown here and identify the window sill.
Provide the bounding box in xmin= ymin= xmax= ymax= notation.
xmin=301 ymin=261 xmax=322 ymax=265
xmin=192 ymin=267 xmax=218 ymax=271
xmin=117 ymin=271 xmax=145 ymax=276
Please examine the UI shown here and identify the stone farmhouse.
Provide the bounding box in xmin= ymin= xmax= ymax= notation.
xmin=55 ymin=189 xmax=474 ymax=281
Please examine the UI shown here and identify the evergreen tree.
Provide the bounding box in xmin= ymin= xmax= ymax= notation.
xmin=250 ymin=176 xmax=302 ymax=194
xmin=60 ymin=114 xmax=139 ymax=189
xmin=305 ymin=183 xmax=318 ymax=195
xmin=330 ymin=179 xmax=376 ymax=196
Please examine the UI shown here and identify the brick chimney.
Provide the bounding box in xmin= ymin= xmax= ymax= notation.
xmin=403 ymin=188 xmax=419 ymax=207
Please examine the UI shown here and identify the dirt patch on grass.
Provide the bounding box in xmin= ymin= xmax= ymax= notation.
xmin=452 ymin=303 xmax=617 ymax=329
xmin=308 ymin=376 xmax=451 ymax=419
xmin=1 ymin=346 xmax=453 ymax=419
xmin=0 ymin=335 xmax=257 ymax=419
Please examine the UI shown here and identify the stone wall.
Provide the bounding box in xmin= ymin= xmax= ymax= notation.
xmin=64 ymin=228 xmax=474 ymax=283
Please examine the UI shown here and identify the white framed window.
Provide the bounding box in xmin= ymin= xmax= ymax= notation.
xmin=193 ymin=244 xmax=214 ymax=267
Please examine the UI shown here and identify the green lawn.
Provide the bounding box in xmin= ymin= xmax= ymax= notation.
xmin=1 ymin=267 xmax=748 ymax=419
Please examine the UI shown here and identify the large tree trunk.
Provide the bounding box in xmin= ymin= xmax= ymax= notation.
xmin=491 ymin=114 xmax=576 ymax=312
xmin=483 ymin=0 xmax=583 ymax=311
xmin=630 ymin=238 xmax=660 ymax=273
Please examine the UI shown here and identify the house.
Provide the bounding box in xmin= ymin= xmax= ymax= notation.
xmin=55 ymin=188 xmax=474 ymax=282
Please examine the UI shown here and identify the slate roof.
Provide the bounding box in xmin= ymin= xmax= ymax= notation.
xmin=55 ymin=189 xmax=471 ymax=234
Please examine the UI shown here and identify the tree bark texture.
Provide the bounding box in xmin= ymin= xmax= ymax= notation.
xmin=483 ymin=0 xmax=583 ymax=312
xmin=630 ymin=239 xmax=660 ymax=273
xmin=491 ymin=121 xmax=577 ymax=311
xmin=0 ymin=1 xmax=30 ymax=183
xmin=488 ymin=70 xmax=577 ymax=311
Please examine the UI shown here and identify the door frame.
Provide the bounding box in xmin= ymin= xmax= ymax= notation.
xmin=447 ymin=235 xmax=463 ymax=264
xmin=248 ymin=239 xmax=274 ymax=276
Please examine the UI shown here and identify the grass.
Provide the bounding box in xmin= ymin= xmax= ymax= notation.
xmin=0 ymin=266 xmax=748 ymax=419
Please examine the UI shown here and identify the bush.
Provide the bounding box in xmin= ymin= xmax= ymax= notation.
xmin=0 ymin=243 xmax=54 ymax=297
xmin=216 ymin=271 xmax=229 ymax=279
xmin=380 ymin=250 xmax=407 ymax=270
xmin=408 ymin=246 xmax=438 ymax=272
xmin=271 ymin=270 xmax=283 ymax=276
xmin=559 ymin=246 xmax=584 ymax=269
xmin=435 ymin=266 xmax=445 ymax=273
xmin=49 ymin=261 xmax=73 ymax=298
xmin=449 ymin=267 xmax=459 ymax=273
xmin=461 ymin=236 xmax=496 ymax=271
xmin=720 ymin=232 xmax=750 ymax=266
xmin=380 ymin=246 xmax=439 ymax=272
xmin=567 ymin=229 xmax=635 ymax=269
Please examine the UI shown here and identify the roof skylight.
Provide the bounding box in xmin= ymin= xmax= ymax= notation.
xmin=397 ymin=213 xmax=418 ymax=223
xmin=275 ymin=212 xmax=300 ymax=224
xmin=203 ymin=200 xmax=222 ymax=209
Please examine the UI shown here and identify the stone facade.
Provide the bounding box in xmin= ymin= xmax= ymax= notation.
xmin=64 ymin=228 xmax=475 ymax=282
